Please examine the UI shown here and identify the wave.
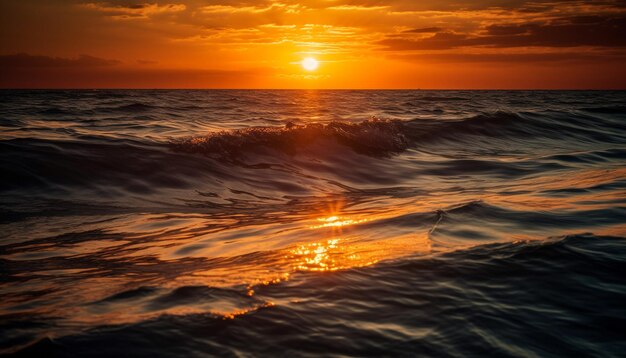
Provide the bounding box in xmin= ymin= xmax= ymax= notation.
xmin=414 ymin=110 xmax=626 ymax=144
xmin=439 ymin=200 xmax=626 ymax=232
xmin=0 ymin=138 xmax=212 ymax=194
xmin=8 ymin=233 xmax=625 ymax=357
xmin=104 ymin=102 xmax=157 ymax=113
xmin=3 ymin=111 xmax=623 ymax=195
xmin=412 ymin=96 xmax=470 ymax=102
xmin=38 ymin=107 xmax=76 ymax=116
xmin=3 ymin=90 xmax=625 ymax=357
xmin=580 ymin=105 xmax=626 ymax=114
xmin=170 ymin=111 xmax=626 ymax=160
xmin=170 ymin=119 xmax=413 ymax=158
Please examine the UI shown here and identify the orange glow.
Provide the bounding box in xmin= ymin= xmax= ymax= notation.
xmin=290 ymin=239 xmax=346 ymax=271
xmin=1 ymin=2 xmax=625 ymax=88
xmin=309 ymin=215 xmax=369 ymax=229
xmin=8 ymin=186 xmax=622 ymax=328
xmin=219 ymin=302 xmax=276 ymax=320
xmin=288 ymin=209 xmax=431 ymax=272
xmin=288 ymin=238 xmax=381 ymax=272
xmin=288 ymin=231 xmax=432 ymax=272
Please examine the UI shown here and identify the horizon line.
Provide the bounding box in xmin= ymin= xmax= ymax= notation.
xmin=1 ymin=88 xmax=625 ymax=91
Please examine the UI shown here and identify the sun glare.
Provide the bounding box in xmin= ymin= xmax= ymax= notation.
xmin=301 ymin=57 xmax=319 ymax=71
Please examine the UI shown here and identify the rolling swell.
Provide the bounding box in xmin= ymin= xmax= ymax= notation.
xmin=0 ymin=138 xmax=213 ymax=194
xmin=9 ymin=234 xmax=626 ymax=357
xmin=3 ymin=109 xmax=623 ymax=196
xmin=170 ymin=119 xmax=412 ymax=158
xmin=170 ymin=110 xmax=626 ymax=159
xmin=414 ymin=111 xmax=626 ymax=146
xmin=2 ymin=90 xmax=625 ymax=357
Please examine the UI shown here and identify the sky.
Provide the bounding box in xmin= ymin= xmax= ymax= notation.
xmin=1 ymin=0 xmax=625 ymax=89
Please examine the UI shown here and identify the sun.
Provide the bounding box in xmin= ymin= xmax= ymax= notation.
xmin=301 ymin=57 xmax=319 ymax=71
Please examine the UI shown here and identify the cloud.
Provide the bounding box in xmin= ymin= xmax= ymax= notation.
xmin=403 ymin=27 xmax=442 ymax=33
xmin=392 ymin=51 xmax=626 ymax=64
xmin=171 ymin=23 xmax=371 ymax=56
xmin=326 ymin=5 xmax=389 ymax=11
xmin=199 ymin=2 xmax=303 ymax=14
xmin=320 ymin=0 xmax=626 ymax=12
xmin=0 ymin=53 xmax=121 ymax=68
xmin=81 ymin=2 xmax=186 ymax=19
xmin=379 ymin=15 xmax=626 ymax=50
xmin=481 ymin=16 xmax=626 ymax=47
xmin=199 ymin=4 xmax=271 ymax=14
xmin=0 ymin=61 xmax=272 ymax=89
xmin=378 ymin=32 xmax=467 ymax=51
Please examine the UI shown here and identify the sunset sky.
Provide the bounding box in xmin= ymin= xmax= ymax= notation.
xmin=1 ymin=0 xmax=625 ymax=88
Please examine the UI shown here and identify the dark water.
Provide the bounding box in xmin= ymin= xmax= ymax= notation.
xmin=1 ymin=90 xmax=625 ymax=357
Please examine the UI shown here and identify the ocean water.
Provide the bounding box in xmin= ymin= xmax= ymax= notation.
xmin=0 ymin=90 xmax=625 ymax=357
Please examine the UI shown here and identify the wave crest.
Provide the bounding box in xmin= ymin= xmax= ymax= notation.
xmin=170 ymin=119 xmax=412 ymax=158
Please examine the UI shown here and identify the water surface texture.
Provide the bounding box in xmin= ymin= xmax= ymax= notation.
xmin=1 ymin=90 xmax=625 ymax=357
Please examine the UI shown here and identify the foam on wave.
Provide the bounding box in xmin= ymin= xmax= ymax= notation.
xmin=170 ymin=119 xmax=412 ymax=158
xmin=171 ymin=110 xmax=624 ymax=159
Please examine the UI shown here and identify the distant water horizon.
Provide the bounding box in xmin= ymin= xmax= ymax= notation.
xmin=3 ymin=88 xmax=625 ymax=90
xmin=1 ymin=90 xmax=625 ymax=357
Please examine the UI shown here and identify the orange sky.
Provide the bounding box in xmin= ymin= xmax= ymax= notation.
xmin=1 ymin=0 xmax=625 ymax=89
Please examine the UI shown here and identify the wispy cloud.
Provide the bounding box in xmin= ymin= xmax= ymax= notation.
xmin=0 ymin=53 xmax=121 ymax=67
xmin=81 ymin=2 xmax=186 ymax=19
xmin=379 ymin=15 xmax=626 ymax=50
xmin=199 ymin=3 xmax=303 ymax=14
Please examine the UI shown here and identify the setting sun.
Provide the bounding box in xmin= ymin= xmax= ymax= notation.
xmin=301 ymin=57 xmax=319 ymax=71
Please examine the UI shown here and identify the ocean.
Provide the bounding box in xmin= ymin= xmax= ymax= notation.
xmin=1 ymin=90 xmax=625 ymax=357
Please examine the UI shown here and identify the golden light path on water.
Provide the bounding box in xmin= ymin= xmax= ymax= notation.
xmin=233 ymin=212 xmax=432 ymax=319
xmin=308 ymin=215 xmax=369 ymax=230
xmin=290 ymin=216 xmax=374 ymax=272
xmin=217 ymin=213 xmax=415 ymax=319
xmin=24 ymin=193 xmax=622 ymax=326
xmin=16 ymin=176 xmax=626 ymax=325
xmin=0 ymin=204 xmax=435 ymax=326
xmin=287 ymin=213 xmax=432 ymax=272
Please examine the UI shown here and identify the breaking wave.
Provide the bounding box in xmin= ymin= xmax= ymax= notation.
xmin=170 ymin=111 xmax=626 ymax=159
xmin=170 ymin=119 xmax=412 ymax=158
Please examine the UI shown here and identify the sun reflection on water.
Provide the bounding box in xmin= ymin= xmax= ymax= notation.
xmin=219 ymin=301 xmax=276 ymax=320
xmin=289 ymin=238 xmax=380 ymax=272
xmin=13 ymin=210 xmax=430 ymax=325
xmin=309 ymin=215 xmax=369 ymax=229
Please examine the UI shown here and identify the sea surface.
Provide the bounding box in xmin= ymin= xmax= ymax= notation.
xmin=1 ymin=90 xmax=625 ymax=357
